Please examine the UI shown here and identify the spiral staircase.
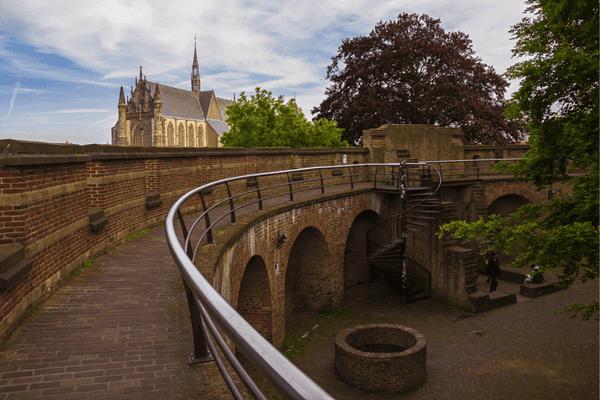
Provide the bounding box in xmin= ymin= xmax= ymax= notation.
xmin=366 ymin=164 xmax=442 ymax=304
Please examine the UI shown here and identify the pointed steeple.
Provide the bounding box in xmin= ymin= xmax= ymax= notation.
xmin=139 ymin=65 xmax=143 ymax=80
xmin=191 ymin=35 xmax=201 ymax=92
xmin=154 ymin=83 xmax=162 ymax=103
xmin=119 ymin=86 xmax=126 ymax=105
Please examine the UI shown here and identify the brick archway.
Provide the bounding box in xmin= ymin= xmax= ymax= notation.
xmin=487 ymin=194 xmax=531 ymax=218
xmin=284 ymin=226 xmax=331 ymax=331
xmin=237 ymin=255 xmax=273 ymax=346
xmin=344 ymin=210 xmax=381 ymax=289
xmin=485 ymin=182 xmax=540 ymax=208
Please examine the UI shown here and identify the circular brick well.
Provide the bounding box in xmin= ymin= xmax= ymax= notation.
xmin=335 ymin=324 xmax=427 ymax=393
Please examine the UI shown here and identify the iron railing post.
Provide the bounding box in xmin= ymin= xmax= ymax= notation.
xmin=319 ymin=169 xmax=324 ymax=194
xmin=256 ymin=177 xmax=263 ymax=210
xmin=374 ymin=165 xmax=378 ymax=188
xmin=225 ymin=182 xmax=236 ymax=224
xmin=348 ymin=166 xmax=354 ymax=189
xmin=199 ymin=192 xmax=214 ymax=244
xmin=182 ymin=279 xmax=213 ymax=365
xmin=286 ymin=172 xmax=294 ymax=201
xmin=177 ymin=210 xmax=191 ymax=258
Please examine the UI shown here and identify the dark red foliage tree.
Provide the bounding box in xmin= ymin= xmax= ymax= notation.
xmin=312 ymin=13 xmax=527 ymax=146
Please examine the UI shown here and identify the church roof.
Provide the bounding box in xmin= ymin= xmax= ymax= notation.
xmin=197 ymin=91 xmax=214 ymax=118
xmin=145 ymin=81 xmax=231 ymax=122
xmin=215 ymin=97 xmax=232 ymax=120
xmin=206 ymin=120 xmax=230 ymax=137
xmin=146 ymin=81 xmax=205 ymax=120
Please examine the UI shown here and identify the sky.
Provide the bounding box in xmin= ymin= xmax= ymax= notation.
xmin=0 ymin=0 xmax=530 ymax=145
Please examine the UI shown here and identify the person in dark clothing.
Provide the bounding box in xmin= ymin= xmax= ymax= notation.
xmin=489 ymin=252 xmax=501 ymax=292
xmin=485 ymin=253 xmax=494 ymax=282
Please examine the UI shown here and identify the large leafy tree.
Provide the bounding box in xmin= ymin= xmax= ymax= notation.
xmin=438 ymin=0 xmax=599 ymax=320
xmin=312 ymin=13 xmax=526 ymax=146
xmin=221 ymin=87 xmax=347 ymax=148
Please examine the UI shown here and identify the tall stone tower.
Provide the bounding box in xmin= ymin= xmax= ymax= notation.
xmin=191 ymin=38 xmax=201 ymax=92
xmin=117 ymin=86 xmax=127 ymax=145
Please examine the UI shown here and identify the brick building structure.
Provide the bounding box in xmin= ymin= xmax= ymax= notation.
xmin=2 ymin=126 xmax=561 ymax=348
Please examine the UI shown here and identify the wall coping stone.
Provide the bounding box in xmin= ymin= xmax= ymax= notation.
xmin=0 ymin=154 xmax=91 ymax=167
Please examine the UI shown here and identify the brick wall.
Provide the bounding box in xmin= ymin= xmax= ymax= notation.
xmin=0 ymin=140 xmax=326 ymax=345
xmin=211 ymin=190 xmax=382 ymax=351
xmin=363 ymin=124 xmax=465 ymax=162
xmin=0 ymin=127 xmax=540 ymax=346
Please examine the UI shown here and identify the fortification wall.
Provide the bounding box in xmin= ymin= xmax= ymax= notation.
xmin=0 ymin=140 xmax=368 ymax=344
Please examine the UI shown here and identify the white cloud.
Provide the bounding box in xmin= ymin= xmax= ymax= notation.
xmin=2 ymin=0 xmax=530 ymax=142
xmin=4 ymin=81 xmax=21 ymax=123
xmin=44 ymin=109 xmax=113 ymax=114
xmin=86 ymin=114 xmax=117 ymax=130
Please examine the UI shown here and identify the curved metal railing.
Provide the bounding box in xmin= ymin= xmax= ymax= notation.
xmin=165 ymin=158 xmax=520 ymax=399
xmin=366 ymin=158 xmax=521 ymax=298
xmin=366 ymin=163 xmax=443 ymax=255
xmin=165 ymin=163 xmax=418 ymax=400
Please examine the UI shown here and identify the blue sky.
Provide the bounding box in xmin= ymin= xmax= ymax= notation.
xmin=0 ymin=0 xmax=529 ymax=145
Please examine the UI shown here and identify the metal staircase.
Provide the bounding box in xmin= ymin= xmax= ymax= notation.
xmin=366 ymin=163 xmax=442 ymax=304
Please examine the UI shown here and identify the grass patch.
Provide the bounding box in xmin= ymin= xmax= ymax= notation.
xmin=284 ymin=305 xmax=361 ymax=362
xmin=19 ymin=304 xmax=41 ymax=327
xmin=122 ymin=228 xmax=151 ymax=243
xmin=73 ymin=259 xmax=97 ymax=276
xmin=453 ymin=304 xmax=475 ymax=313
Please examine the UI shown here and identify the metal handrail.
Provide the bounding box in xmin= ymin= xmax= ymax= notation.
xmin=166 ymin=158 xmax=518 ymax=399
xmin=366 ymin=163 xmax=443 ymax=254
xmin=166 ymin=163 xmax=420 ymax=400
xmin=404 ymin=257 xmax=431 ymax=296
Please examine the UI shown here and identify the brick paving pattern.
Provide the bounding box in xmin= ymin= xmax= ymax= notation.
xmin=0 ymin=228 xmax=207 ymax=399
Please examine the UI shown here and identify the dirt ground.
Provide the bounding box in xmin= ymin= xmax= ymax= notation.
xmin=238 ymin=274 xmax=598 ymax=400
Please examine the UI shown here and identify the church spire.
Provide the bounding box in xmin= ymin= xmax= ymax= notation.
xmin=191 ymin=35 xmax=201 ymax=92
xmin=119 ymin=86 xmax=126 ymax=105
xmin=154 ymin=83 xmax=162 ymax=103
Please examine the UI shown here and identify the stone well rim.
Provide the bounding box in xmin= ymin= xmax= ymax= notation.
xmin=335 ymin=323 xmax=426 ymax=359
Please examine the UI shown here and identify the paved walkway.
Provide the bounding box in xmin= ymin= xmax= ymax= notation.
xmin=0 ymin=183 xmax=598 ymax=399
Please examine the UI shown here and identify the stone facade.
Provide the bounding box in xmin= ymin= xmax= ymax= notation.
xmin=111 ymin=44 xmax=231 ymax=148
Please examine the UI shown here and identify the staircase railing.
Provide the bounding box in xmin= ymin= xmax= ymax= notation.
xmin=366 ymin=164 xmax=442 ymax=256
xmin=404 ymin=257 xmax=431 ymax=297
xmin=366 ymin=164 xmax=442 ymax=297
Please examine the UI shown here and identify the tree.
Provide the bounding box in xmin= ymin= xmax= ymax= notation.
xmin=221 ymin=87 xmax=347 ymax=148
xmin=438 ymin=0 xmax=599 ymax=321
xmin=312 ymin=13 xmax=526 ymax=146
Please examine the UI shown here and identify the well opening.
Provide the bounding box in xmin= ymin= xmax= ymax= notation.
xmin=335 ymin=324 xmax=427 ymax=393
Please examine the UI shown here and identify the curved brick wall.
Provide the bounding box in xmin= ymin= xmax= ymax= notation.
xmin=335 ymin=324 xmax=427 ymax=393
xmin=0 ymin=140 xmax=368 ymax=346
xmin=209 ymin=190 xmax=381 ymax=351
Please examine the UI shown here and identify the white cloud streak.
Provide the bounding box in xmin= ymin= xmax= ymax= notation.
xmin=44 ymin=109 xmax=113 ymax=114
xmin=85 ymin=114 xmax=117 ymax=130
xmin=4 ymin=81 xmax=21 ymax=123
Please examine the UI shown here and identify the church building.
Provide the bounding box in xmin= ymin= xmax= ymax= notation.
xmin=112 ymin=44 xmax=232 ymax=147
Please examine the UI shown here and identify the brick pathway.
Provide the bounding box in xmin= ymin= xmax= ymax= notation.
xmin=0 ymin=227 xmax=211 ymax=399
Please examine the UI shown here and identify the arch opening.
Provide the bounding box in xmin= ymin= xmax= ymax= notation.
xmin=237 ymin=256 xmax=273 ymax=344
xmin=167 ymin=122 xmax=174 ymax=146
xmin=285 ymin=227 xmax=331 ymax=332
xmin=344 ymin=210 xmax=381 ymax=289
xmin=487 ymin=194 xmax=531 ymax=219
